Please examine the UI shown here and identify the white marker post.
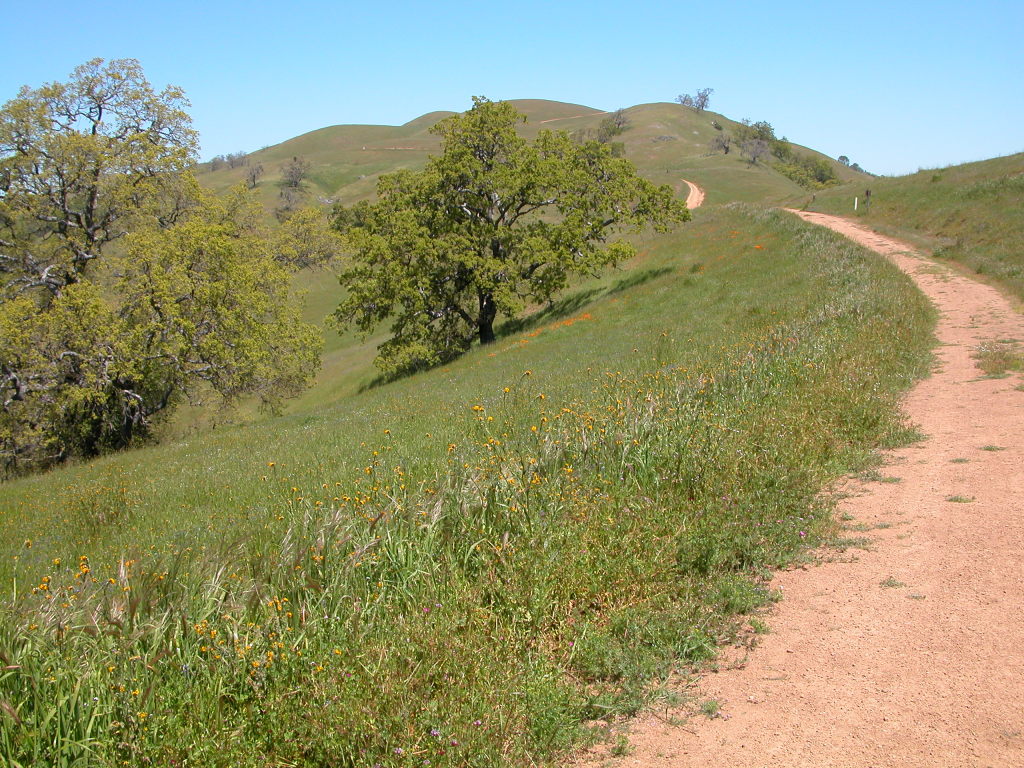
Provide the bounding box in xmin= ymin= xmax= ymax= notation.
xmin=854 ymin=197 xmax=858 ymax=211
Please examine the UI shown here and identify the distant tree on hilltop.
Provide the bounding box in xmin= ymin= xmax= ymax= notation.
xmin=676 ymin=88 xmax=714 ymax=111
xmin=694 ymin=87 xmax=714 ymax=111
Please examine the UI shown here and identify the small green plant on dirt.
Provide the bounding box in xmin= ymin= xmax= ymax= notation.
xmin=950 ymin=457 xmax=970 ymax=464
xmin=749 ymin=617 xmax=770 ymax=635
xmin=946 ymin=495 xmax=975 ymax=503
xmin=974 ymin=340 xmax=1024 ymax=378
xmin=610 ymin=733 xmax=634 ymax=757
xmin=700 ymin=699 xmax=722 ymax=719
xmin=981 ymin=445 xmax=1005 ymax=451
xmin=850 ymin=520 xmax=894 ymax=532
xmin=829 ymin=535 xmax=872 ymax=551
xmin=879 ymin=576 xmax=905 ymax=588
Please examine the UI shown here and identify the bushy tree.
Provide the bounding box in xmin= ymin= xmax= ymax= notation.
xmin=280 ymin=156 xmax=310 ymax=188
xmin=0 ymin=185 xmax=323 ymax=472
xmin=774 ymin=153 xmax=839 ymax=188
xmin=676 ymin=88 xmax=713 ymax=111
xmin=246 ymin=162 xmax=264 ymax=188
xmin=272 ymin=205 xmax=344 ymax=269
xmin=740 ymin=138 xmax=770 ymax=165
xmin=0 ymin=58 xmax=198 ymax=300
xmin=333 ymin=98 xmax=688 ymax=375
xmin=735 ymin=119 xmax=776 ymax=144
xmin=0 ymin=60 xmax=323 ymax=474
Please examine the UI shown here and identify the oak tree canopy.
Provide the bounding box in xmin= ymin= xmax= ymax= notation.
xmin=333 ymin=97 xmax=689 ymax=375
xmin=0 ymin=59 xmax=325 ymax=473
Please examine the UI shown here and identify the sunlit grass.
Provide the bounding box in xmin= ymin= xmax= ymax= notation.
xmin=0 ymin=205 xmax=934 ymax=766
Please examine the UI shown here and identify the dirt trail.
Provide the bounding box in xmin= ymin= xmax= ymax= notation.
xmin=536 ymin=112 xmax=609 ymax=124
xmin=681 ymin=180 xmax=704 ymax=209
xmin=574 ymin=210 xmax=1024 ymax=767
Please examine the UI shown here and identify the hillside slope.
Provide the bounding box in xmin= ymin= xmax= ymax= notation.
xmin=808 ymin=152 xmax=1024 ymax=301
xmin=0 ymin=204 xmax=934 ymax=767
xmin=188 ymin=99 xmax=866 ymax=424
xmin=195 ymin=99 xmax=863 ymax=210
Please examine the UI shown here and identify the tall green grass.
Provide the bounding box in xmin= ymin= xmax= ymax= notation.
xmin=0 ymin=206 xmax=934 ymax=766
xmin=810 ymin=153 xmax=1024 ymax=301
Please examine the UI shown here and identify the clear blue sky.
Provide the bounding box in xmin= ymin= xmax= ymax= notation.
xmin=3 ymin=0 xmax=1021 ymax=176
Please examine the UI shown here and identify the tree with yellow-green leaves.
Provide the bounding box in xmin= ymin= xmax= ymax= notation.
xmin=333 ymin=97 xmax=688 ymax=375
xmin=0 ymin=60 xmax=329 ymax=475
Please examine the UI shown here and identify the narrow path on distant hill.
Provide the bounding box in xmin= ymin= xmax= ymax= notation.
xmin=681 ymin=180 xmax=704 ymax=210
xmin=536 ymin=112 xmax=609 ymax=124
xmin=573 ymin=210 xmax=1024 ymax=767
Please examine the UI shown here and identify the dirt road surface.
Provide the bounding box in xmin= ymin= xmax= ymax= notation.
xmin=573 ymin=210 xmax=1024 ymax=768
xmin=681 ymin=180 xmax=705 ymax=210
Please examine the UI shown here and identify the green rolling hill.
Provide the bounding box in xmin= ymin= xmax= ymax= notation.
xmin=0 ymin=96 xmax=961 ymax=767
xmin=195 ymin=99 xmax=865 ymax=210
xmin=185 ymin=99 xmax=870 ymax=423
xmin=808 ymin=152 xmax=1024 ymax=301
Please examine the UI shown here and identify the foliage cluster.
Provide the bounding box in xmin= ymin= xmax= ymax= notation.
xmin=0 ymin=60 xmax=331 ymax=475
xmin=707 ymin=118 xmax=839 ymax=188
xmin=0 ymin=207 xmax=934 ymax=766
xmin=773 ymin=154 xmax=839 ymax=189
xmin=333 ymin=98 xmax=687 ymax=376
xmin=207 ymin=151 xmax=249 ymax=171
xmin=572 ymin=108 xmax=631 ymax=150
xmin=675 ymin=88 xmax=714 ymax=112
xmin=837 ymin=155 xmax=868 ymax=173
xmin=973 ymin=339 xmax=1024 ymax=379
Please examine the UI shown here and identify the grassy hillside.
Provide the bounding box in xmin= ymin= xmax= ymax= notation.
xmin=0 ymin=202 xmax=934 ymax=766
xmin=809 ymin=153 xmax=1024 ymax=302
xmin=195 ymin=99 xmax=859 ymax=211
xmin=185 ymin=99 xmax=865 ymax=428
xmin=0 ymin=96 xmax=942 ymax=766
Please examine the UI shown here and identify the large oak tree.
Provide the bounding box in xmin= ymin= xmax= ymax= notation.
xmin=333 ymin=98 xmax=689 ymax=374
xmin=0 ymin=60 xmax=325 ymax=474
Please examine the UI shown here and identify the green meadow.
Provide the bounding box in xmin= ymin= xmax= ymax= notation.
xmin=0 ymin=196 xmax=935 ymax=765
